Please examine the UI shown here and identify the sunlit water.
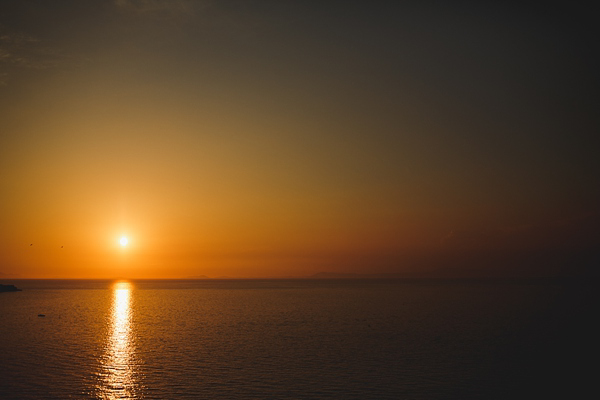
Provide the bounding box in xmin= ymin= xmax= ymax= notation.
xmin=0 ymin=279 xmax=596 ymax=399
xmin=97 ymin=281 xmax=139 ymax=399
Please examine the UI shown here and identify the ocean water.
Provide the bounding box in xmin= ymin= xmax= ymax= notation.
xmin=0 ymin=278 xmax=596 ymax=399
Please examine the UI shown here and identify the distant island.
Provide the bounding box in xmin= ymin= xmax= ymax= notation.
xmin=0 ymin=284 xmax=22 ymax=292
xmin=308 ymin=272 xmax=411 ymax=279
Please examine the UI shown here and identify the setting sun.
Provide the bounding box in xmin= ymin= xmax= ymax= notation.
xmin=119 ymin=236 xmax=129 ymax=247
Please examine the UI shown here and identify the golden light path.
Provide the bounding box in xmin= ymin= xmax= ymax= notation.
xmin=98 ymin=281 xmax=138 ymax=399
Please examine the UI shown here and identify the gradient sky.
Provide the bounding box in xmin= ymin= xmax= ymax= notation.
xmin=1 ymin=1 xmax=599 ymax=279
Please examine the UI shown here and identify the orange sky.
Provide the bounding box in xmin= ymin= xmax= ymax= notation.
xmin=1 ymin=1 xmax=599 ymax=279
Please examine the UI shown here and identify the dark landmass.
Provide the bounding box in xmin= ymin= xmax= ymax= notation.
xmin=306 ymin=271 xmax=487 ymax=280
xmin=308 ymin=272 xmax=409 ymax=279
xmin=0 ymin=284 xmax=21 ymax=292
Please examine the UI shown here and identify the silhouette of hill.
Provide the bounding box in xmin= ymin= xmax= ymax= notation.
xmin=308 ymin=272 xmax=408 ymax=279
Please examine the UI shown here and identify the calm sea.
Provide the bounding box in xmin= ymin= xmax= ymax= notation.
xmin=0 ymin=278 xmax=596 ymax=399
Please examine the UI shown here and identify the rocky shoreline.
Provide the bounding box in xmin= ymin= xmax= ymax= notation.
xmin=0 ymin=284 xmax=22 ymax=292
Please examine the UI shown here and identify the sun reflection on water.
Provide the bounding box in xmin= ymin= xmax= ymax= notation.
xmin=98 ymin=281 xmax=139 ymax=399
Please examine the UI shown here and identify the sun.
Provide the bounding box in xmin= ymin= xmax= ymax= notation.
xmin=119 ymin=236 xmax=129 ymax=247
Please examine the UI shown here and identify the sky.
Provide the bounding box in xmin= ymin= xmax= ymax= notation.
xmin=1 ymin=1 xmax=599 ymax=279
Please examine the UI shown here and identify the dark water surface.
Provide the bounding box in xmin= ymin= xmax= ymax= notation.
xmin=0 ymin=279 xmax=597 ymax=399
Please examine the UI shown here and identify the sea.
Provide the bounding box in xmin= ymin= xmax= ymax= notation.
xmin=0 ymin=278 xmax=597 ymax=399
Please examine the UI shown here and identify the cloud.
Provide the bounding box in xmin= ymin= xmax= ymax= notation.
xmin=435 ymin=213 xmax=600 ymax=278
xmin=0 ymin=29 xmax=69 ymax=85
xmin=113 ymin=0 xmax=205 ymax=17
xmin=442 ymin=213 xmax=600 ymax=251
